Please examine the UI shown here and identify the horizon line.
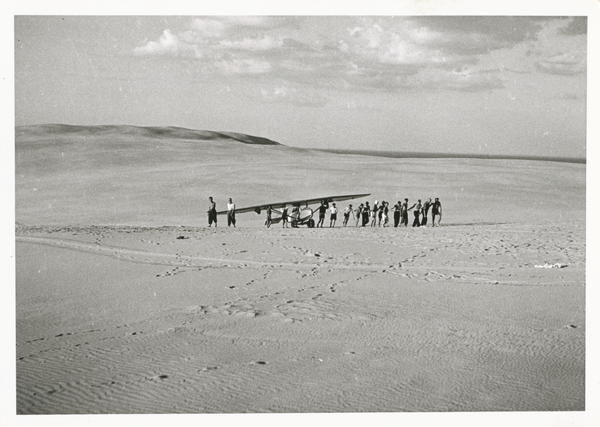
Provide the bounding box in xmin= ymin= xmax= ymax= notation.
xmin=314 ymin=148 xmax=586 ymax=165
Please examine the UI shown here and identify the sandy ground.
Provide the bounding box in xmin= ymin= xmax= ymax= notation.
xmin=15 ymin=220 xmax=585 ymax=414
xmin=9 ymin=126 xmax=592 ymax=424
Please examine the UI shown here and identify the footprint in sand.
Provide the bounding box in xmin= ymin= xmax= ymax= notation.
xmin=148 ymin=374 xmax=169 ymax=381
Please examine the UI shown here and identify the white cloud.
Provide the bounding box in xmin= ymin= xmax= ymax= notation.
xmin=535 ymin=52 xmax=586 ymax=75
xmin=343 ymin=21 xmax=464 ymax=67
xmin=132 ymin=17 xmax=579 ymax=93
xmin=133 ymin=29 xmax=199 ymax=57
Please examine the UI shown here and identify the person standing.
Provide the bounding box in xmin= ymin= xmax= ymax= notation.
xmin=412 ymin=199 xmax=422 ymax=227
xmin=362 ymin=202 xmax=371 ymax=227
xmin=317 ymin=202 xmax=327 ymax=227
xmin=371 ymin=201 xmax=378 ymax=227
xmin=343 ymin=204 xmax=354 ymax=227
xmin=421 ymin=198 xmax=432 ymax=226
xmin=432 ymin=198 xmax=442 ymax=227
xmin=282 ymin=206 xmax=289 ymax=228
xmin=355 ymin=204 xmax=364 ymax=227
xmin=382 ymin=201 xmax=389 ymax=227
xmin=266 ymin=206 xmax=272 ymax=228
xmin=393 ymin=201 xmax=401 ymax=227
xmin=226 ymin=198 xmax=236 ymax=227
xmin=207 ymin=196 xmax=217 ymax=227
xmin=329 ymin=203 xmax=338 ymax=228
xmin=401 ymin=199 xmax=414 ymax=227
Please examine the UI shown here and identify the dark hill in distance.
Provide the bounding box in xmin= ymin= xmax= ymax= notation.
xmin=15 ymin=124 xmax=341 ymax=226
xmin=16 ymin=124 xmax=282 ymax=146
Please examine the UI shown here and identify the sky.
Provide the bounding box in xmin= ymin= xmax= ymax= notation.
xmin=13 ymin=4 xmax=592 ymax=158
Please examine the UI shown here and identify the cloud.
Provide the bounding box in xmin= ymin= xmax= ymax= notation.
xmin=344 ymin=23 xmax=438 ymax=66
xmin=190 ymin=16 xmax=294 ymax=38
xmin=132 ymin=17 xmax=574 ymax=92
xmin=133 ymin=29 xmax=199 ymax=57
xmin=342 ymin=62 xmax=418 ymax=91
xmin=410 ymin=16 xmax=553 ymax=51
xmin=259 ymin=86 xmax=328 ymax=107
xmin=409 ymin=67 xmax=505 ymax=92
xmin=133 ymin=17 xmax=297 ymax=76
xmin=535 ymin=52 xmax=586 ymax=75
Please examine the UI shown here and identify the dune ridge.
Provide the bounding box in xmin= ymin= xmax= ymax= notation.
xmin=16 ymin=124 xmax=282 ymax=145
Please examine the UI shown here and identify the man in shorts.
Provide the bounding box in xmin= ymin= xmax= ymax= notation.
xmin=329 ymin=203 xmax=338 ymax=228
xmin=343 ymin=204 xmax=354 ymax=227
xmin=317 ymin=201 xmax=327 ymax=227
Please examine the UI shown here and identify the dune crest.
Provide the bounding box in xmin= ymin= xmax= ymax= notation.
xmin=16 ymin=124 xmax=282 ymax=145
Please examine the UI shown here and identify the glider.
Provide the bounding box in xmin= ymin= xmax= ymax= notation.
xmin=217 ymin=193 xmax=370 ymax=227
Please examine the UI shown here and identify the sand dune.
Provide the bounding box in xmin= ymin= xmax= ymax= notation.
xmin=17 ymin=124 xmax=282 ymax=145
xmin=14 ymin=125 xmax=586 ymax=415
xmin=15 ymin=125 xmax=585 ymax=227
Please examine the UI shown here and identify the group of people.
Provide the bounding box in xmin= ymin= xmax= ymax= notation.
xmin=338 ymin=198 xmax=442 ymax=228
xmin=207 ymin=196 xmax=442 ymax=228
xmin=206 ymin=196 xmax=236 ymax=228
